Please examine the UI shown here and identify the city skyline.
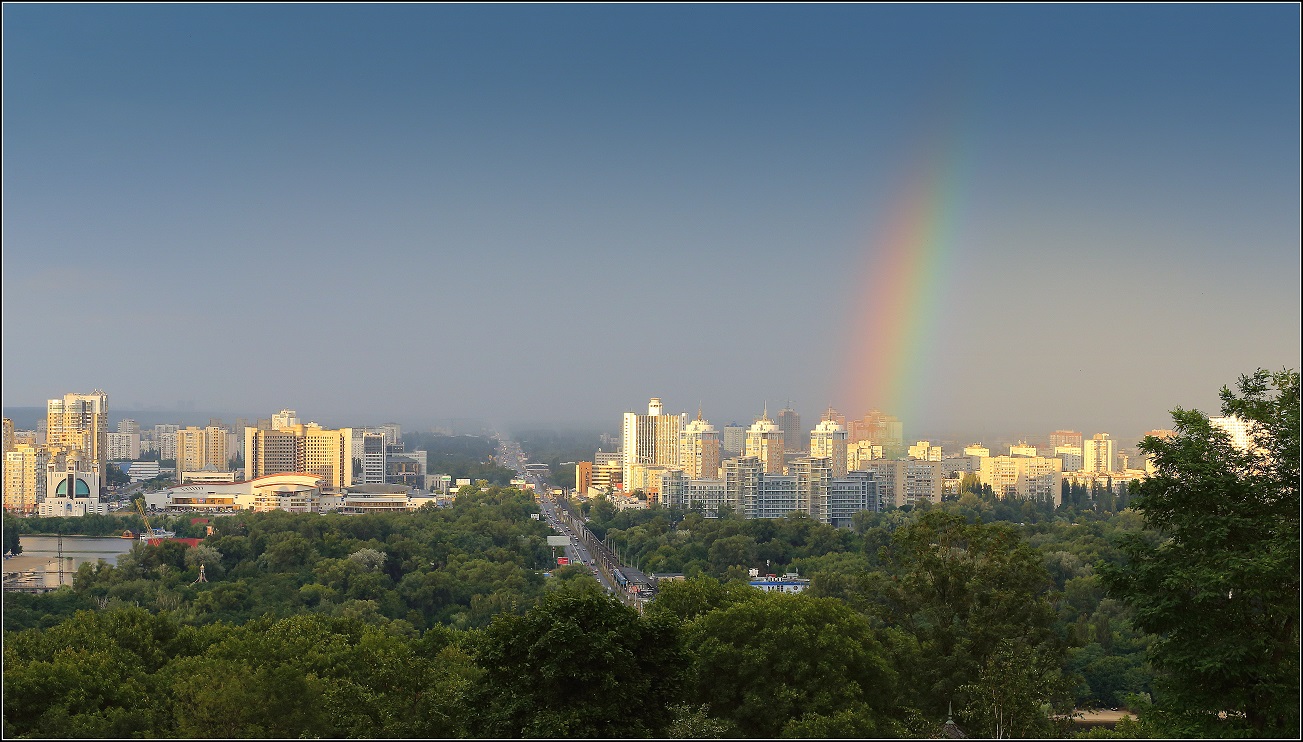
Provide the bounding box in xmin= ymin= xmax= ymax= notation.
xmin=3 ymin=5 xmax=1299 ymax=438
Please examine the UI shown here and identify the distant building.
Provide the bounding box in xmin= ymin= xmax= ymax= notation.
xmin=361 ymin=431 xmax=387 ymax=484
xmin=4 ymin=444 xmax=49 ymax=513
xmin=1009 ymin=441 xmax=1038 ymax=458
xmin=1209 ymin=416 xmax=1254 ymax=452
xmin=271 ymin=409 xmax=300 ymax=429
xmin=107 ymin=432 xmax=141 ymax=461
xmin=979 ymin=455 xmax=1063 ymax=504
xmin=963 ymin=444 xmax=989 ymax=458
xmin=847 ymin=440 xmax=885 ymax=471
xmin=575 ymin=461 xmax=593 ymax=494
xmin=909 ymin=440 xmax=943 ymax=461
xmin=1049 ymin=430 xmax=1084 ymax=451
xmin=37 ymin=459 xmax=106 ymax=517
xmin=809 ymin=419 xmax=848 ymax=478
xmin=245 ymin=424 xmax=353 ymax=490
xmin=622 ymin=398 xmax=683 ymax=488
xmin=778 ymin=405 xmax=804 ymax=453
xmin=859 ymin=459 xmax=942 ymax=507
xmin=1083 ymin=433 xmax=1116 ymax=473
xmin=46 ymin=391 xmax=109 ymax=475
xmin=679 ymin=414 xmax=722 ymax=480
xmin=745 ymin=412 xmax=785 ymax=474
xmin=1053 ymin=445 xmax=1084 ymax=473
xmin=722 ymin=424 xmax=747 ymax=456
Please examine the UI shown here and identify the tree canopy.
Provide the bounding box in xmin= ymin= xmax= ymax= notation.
xmin=1101 ymin=369 xmax=1299 ymax=738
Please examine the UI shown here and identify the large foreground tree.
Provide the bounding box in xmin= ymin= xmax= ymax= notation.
xmin=1101 ymin=369 xmax=1299 ymax=737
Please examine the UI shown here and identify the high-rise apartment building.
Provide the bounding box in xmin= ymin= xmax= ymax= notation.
xmin=847 ymin=440 xmax=884 ymax=472
xmin=790 ymin=456 xmax=831 ymax=521
xmin=1209 ymin=416 xmax=1254 ymax=452
xmin=271 ymin=410 xmax=300 ymax=429
xmin=745 ymin=413 xmax=785 ymax=474
xmin=245 ymin=424 xmax=353 ymax=490
xmin=46 ymin=391 xmax=109 ymax=474
xmin=723 ymin=455 xmax=763 ymax=514
xmin=827 ymin=470 xmax=881 ymax=527
xmin=979 ymin=455 xmax=1063 ymax=504
xmin=722 ymin=424 xmax=747 ymax=456
xmin=848 ymin=410 xmax=905 ymax=458
xmin=1009 ymin=441 xmax=1038 ymax=457
xmin=176 ymin=426 xmax=231 ymax=477
xmin=809 ymin=419 xmax=848 ymax=478
xmin=107 ymin=432 xmax=141 ymax=461
xmin=778 ymin=405 xmax=804 ymax=453
xmin=154 ymin=425 xmax=179 ymax=461
xmin=908 ymin=441 xmax=943 ymax=461
xmin=859 ymin=459 xmax=942 ymax=507
xmin=621 ymin=398 xmax=683 ymax=487
xmin=1053 ymin=446 xmax=1084 ymax=473
xmin=574 ymin=461 xmax=593 ymax=494
xmin=1083 ymin=433 xmax=1116 ymax=473
xmin=4 ymin=444 xmax=49 ymax=513
xmin=117 ymin=419 xmax=140 ymax=435
xmin=1049 ymin=430 xmax=1084 ymax=451
xmin=820 ymin=406 xmax=847 ymax=429
xmin=963 ymin=444 xmax=990 ymax=458
xmin=679 ymin=414 xmax=722 ymax=480
xmin=3 ymin=418 xmax=14 ymax=454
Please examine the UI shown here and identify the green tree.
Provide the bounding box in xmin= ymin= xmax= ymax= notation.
xmin=684 ymin=592 xmax=902 ymax=738
xmin=470 ymin=580 xmax=684 ymax=737
xmin=1100 ymin=369 xmax=1299 ymax=738
xmin=3 ymin=514 xmax=21 ymax=555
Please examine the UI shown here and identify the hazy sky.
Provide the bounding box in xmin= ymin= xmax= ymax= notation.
xmin=3 ymin=5 xmax=1299 ymax=441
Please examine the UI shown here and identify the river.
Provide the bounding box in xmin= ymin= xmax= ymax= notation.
xmin=4 ymin=535 xmax=137 ymax=588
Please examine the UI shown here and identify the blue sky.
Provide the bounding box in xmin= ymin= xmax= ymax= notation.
xmin=3 ymin=4 xmax=1298 ymax=441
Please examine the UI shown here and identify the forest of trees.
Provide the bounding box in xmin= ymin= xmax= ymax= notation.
xmin=2 ymin=371 xmax=1296 ymax=738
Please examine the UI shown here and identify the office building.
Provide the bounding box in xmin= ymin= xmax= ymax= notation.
xmin=361 ymin=431 xmax=387 ymax=484
xmin=1083 ymin=433 xmax=1116 ymax=473
xmin=245 ymin=424 xmax=353 ymax=490
xmin=809 ymin=419 xmax=848 ymax=478
xmin=622 ymin=397 xmax=683 ymax=487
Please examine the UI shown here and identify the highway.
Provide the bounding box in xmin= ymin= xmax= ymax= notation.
xmin=495 ymin=435 xmax=640 ymax=601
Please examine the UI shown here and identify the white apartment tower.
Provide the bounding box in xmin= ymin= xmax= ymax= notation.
xmin=809 ymin=419 xmax=848 ymax=478
xmin=1083 ymin=433 xmax=1116 ymax=473
xmin=679 ymin=413 xmax=722 ymax=480
xmin=745 ymin=412 xmax=785 ymax=474
xmin=622 ymin=397 xmax=683 ymax=487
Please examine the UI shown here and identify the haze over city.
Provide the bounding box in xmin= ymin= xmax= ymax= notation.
xmin=3 ymin=5 xmax=1298 ymax=440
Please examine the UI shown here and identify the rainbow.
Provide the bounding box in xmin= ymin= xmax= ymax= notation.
xmin=842 ymin=121 xmax=969 ymax=426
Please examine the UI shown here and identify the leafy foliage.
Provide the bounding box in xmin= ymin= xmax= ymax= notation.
xmin=1101 ymin=369 xmax=1299 ymax=738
